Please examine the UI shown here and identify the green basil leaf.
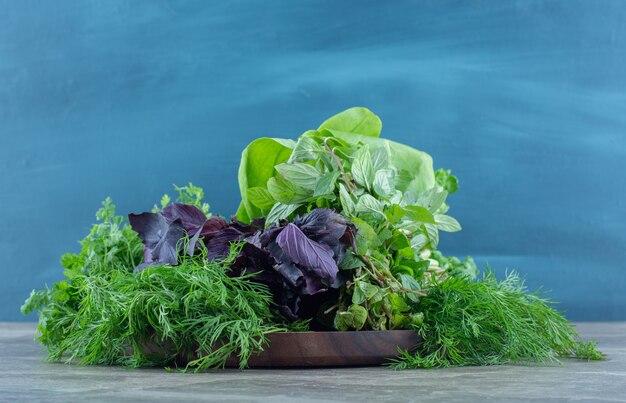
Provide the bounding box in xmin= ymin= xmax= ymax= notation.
xmin=423 ymin=223 xmax=439 ymax=249
xmin=373 ymin=169 xmax=395 ymax=197
xmin=351 ymin=144 xmax=374 ymax=190
xmin=334 ymin=311 xmax=354 ymax=331
xmin=389 ymin=230 xmax=410 ymax=250
xmin=389 ymin=293 xmax=411 ymax=312
xmin=416 ymin=188 xmax=448 ymax=213
xmin=398 ymin=273 xmax=422 ymax=302
xmin=275 ymin=162 xmax=320 ymax=190
xmin=339 ymin=250 xmax=364 ymax=270
xmin=435 ymin=168 xmax=459 ymax=194
xmin=410 ymin=233 xmax=428 ymax=251
xmin=410 ymin=312 xmax=424 ymax=326
xmin=352 ymin=281 xmax=380 ymax=304
xmin=338 ymin=183 xmax=356 ymax=215
xmin=352 ymin=287 xmax=365 ymax=305
xmin=355 ymin=194 xmax=385 ymax=217
xmin=266 ymin=203 xmax=301 ymax=225
xmin=378 ymin=228 xmax=393 ymax=243
xmin=435 ymin=214 xmax=462 ymax=232
xmin=397 ymin=246 xmax=415 ymax=260
xmin=314 ymin=171 xmax=340 ymax=197
xmin=370 ymin=145 xmax=390 ymax=171
xmin=351 ymin=217 xmax=382 ymax=253
xmin=400 ymin=259 xmax=430 ymax=274
xmin=393 ymin=265 xmax=414 ymax=277
xmin=288 ymin=131 xmax=324 ymax=163
xmin=328 ymin=130 xmax=435 ymax=195
xmin=267 ymin=176 xmax=311 ymax=204
xmin=404 ymin=205 xmax=436 ymax=224
xmin=348 ymin=304 xmax=368 ymax=330
xmin=385 ymin=204 xmax=406 ymax=225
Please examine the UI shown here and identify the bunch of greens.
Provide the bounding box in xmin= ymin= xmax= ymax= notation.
xmin=236 ymin=107 xmax=476 ymax=330
xmin=129 ymin=199 xmax=356 ymax=322
xmin=233 ymin=107 xmax=603 ymax=363
xmin=22 ymin=188 xmax=291 ymax=370
xmin=23 ymin=108 xmax=603 ymax=370
xmin=390 ymin=271 xmax=604 ymax=368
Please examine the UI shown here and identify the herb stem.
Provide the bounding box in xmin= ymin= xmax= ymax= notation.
xmin=323 ymin=304 xmax=339 ymax=315
xmin=357 ymin=255 xmax=386 ymax=287
xmin=323 ymin=137 xmax=354 ymax=191
xmin=359 ymin=254 xmax=428 ymax=297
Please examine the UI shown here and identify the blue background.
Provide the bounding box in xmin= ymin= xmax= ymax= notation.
xmin=1 ymin=1 xmax=624 ymax=321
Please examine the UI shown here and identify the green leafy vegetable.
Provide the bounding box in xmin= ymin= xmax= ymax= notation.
xmin=276 ymin=223 xmax=339 ymax=281
xmin=351 ymin=144 xmax=375 ymax=190
xmin=435 ymin=168 xmax=459 ymax=195
xmin=236 ymin=138 xmax=295 ymax=222
xmin=318 ymin=106 xmax=382 ymax=137
xmin=23 ymin=107 xmax=603 ymax=372
xmin=389 ymin=272 xmax=604 ymax=368
xmin=266 ymin=175 xmax=311 ymax=204
xmin=23 ymin=247 xmax=285 ymax=371
xmin=246 ymin=187 xmax=276 ymax=210
xmin=232 ymin=107 xmax=452 ymax=329
xmin=275 ymin=162 xmax=320 ymax=191
xmin=22 ymin=197 xmax=290 ymax=370
xmin=266 ymin=203 xmax=301 ymax=225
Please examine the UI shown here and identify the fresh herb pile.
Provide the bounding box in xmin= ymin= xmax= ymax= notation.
xmin=23 ymin=108 xmax=603 ymax=370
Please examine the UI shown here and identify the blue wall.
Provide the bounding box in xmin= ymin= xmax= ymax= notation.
xmin=2 ymin=1 xmax=625 ymax=321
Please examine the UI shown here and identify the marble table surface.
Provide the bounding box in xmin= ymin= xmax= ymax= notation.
xmin=1 ymin=322 xmax=624 ymax=402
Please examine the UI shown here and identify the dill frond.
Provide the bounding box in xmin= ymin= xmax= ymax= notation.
xmin=388 ymin=271 xmax=605 ymax=369
xmin=26 ymin=246 xmax=285 ymax=371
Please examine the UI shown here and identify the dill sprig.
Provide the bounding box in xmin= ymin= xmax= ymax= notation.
xmin=389 ymin=271 xmax=605 ymax=369
xmin=25 ymin=247 xmax=286 ymax=371
xmin=22 ymin=198 xmax=288 ymax=371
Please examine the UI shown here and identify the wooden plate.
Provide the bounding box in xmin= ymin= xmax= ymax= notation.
xmin=142 ymin=330 xmax=421 ymax=368
xmin=227 ymin=330 xmax=421 ymax=367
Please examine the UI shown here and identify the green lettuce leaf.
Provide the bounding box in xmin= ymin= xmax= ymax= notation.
xmin=318 ymin=106 xmax=382 ymax=137
xmin=236 ymin=137 xmax=295 ymax=222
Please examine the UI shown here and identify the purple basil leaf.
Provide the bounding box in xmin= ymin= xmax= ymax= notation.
xmin=229 ymin=217 xmax=265 ymax=236
xmin=232 ymin=242 xmax=283 ymax=289
xmin=128 ymin=212 xmax=186 ymax=271
xmin=258 ymin=224 xmax=283 ymax=248
xmin=300 ymin=271 xmax=326 ymax=295
xmin=128 ymin=212 xmax=169 ymax=248
xmin=162 ymin=203 xmax=207 ymax=233
xmin=274 ymin=262 xmax=304 ymax=288
xmin=187 ymin=227 xmax=203 ymax=256
xmin=144 ymin=219 xmax=185 ymax=267
xmin=244 ymin=231 xmax=263 ymax=248
xmin=278 ymin=296 xmax=300 ymax=321
xmin=199 ymin=216 xmax=229 ymax=237
xmin=294 ymin=208 xmax=347 ymax=241
xmin=275 ymin=223 xmax=339 ymax=282
xmin=189 ymin=217 xmax=231 ymax=256
xmin=265 ymin=237 xmax=292 ymax=265
xmin=142 ymin=245 xmax=154 ymax=264
xmin=205 ymin=227 xmax=244 ymax=260
xmin=293 ymin=208 xmax=356 ymax=264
